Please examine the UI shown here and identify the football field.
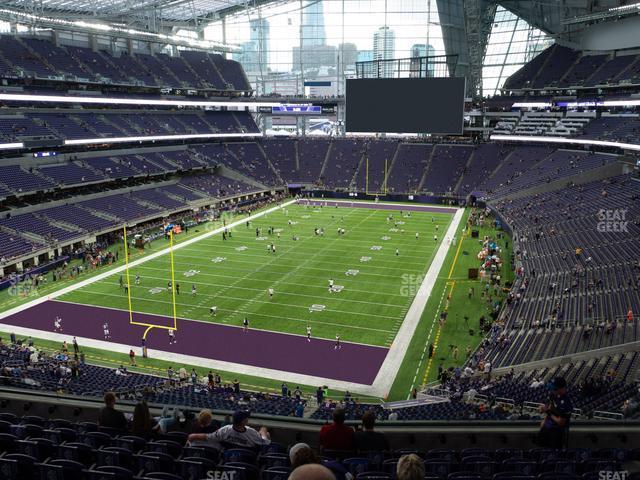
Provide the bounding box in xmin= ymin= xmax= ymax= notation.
xmin=0 ymin=199 xmax=461 ymax=395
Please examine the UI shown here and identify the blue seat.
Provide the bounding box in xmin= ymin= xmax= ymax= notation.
xmin=260 ymin=453 xmax=290 ymax=469
xmin=178 ymin=456 xmax=216 ymax=479
xmin=137 ymin=452 xmax=175 ymax=474
xmin=58 ymin=442 xmax=95 ymax=466
xmin=344 ymin=457 xmax=372 ymax=476
xmin=0 ymin=453 xmax=38 ymax=480
xmin=96 ymin=465 xmax=134 ymax=480
xmin=223 ymin=461 xmax=259 ymax=480
xmin=223 ymin=448 xmax=257 ymax=464
xmin=448 ymin=473 xmax=484 ymax=479
xmin=357 ymin=473 xmax=392 ymax=479
xmin=262 ymin=467 xmax=290 ymax=480
xmin=97 ymin=447 xmax=134 ymax=470
xmin=83 ymin=431 xmax=112 ymax=449
xmin=144 ymin=473 xmax=183 ymax=480
xmin=502 ymin=460 xmax=537 ymax=476
xmin=42 ymin=459 xmax=85 ymax=480
xmin=115 ymin=436 xmax=147 ymax=454
xmin=537 ymin=473 xmax=580 ymax=480
xmin=424 ymin=460 xmax=453 ymax=477
xmin=0 ymin=433 xmax=18 ymax=454
xmin=492 ymin=474 xmax=535 ymax=480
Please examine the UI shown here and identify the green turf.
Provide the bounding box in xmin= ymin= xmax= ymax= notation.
xmin=0 ymin=201 xmax=512 ymax=402
xmin=59 ymin=203 xmax=453 ymax=346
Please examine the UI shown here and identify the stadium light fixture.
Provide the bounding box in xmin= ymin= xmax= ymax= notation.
xmin=489 ymin=134 xmax=640 ymax=152
xmin=0 ymin=142 xmax=25 ymax=150
xmin=0 ymin=93 xmax=296 ymax=109
xmin=64 ymin=132 xmax=260 ymax=146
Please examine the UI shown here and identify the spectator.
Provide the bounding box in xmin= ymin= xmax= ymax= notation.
xmin=97 ymin=392 xmax=127 ymax=430
xmin=187 ymin=410 xmax=270 ymax=451
xmin=289 ymin=443 xmax=349 ymax=480
xmin=354 ymin=410 xmax=389 ymax=452
xmin=319 ymin=408 xmax=354 ymax=452
xmin=397 ymin=453 xmax=425 ymax=480
xmin=538 ymin=377 xmax=572 ymax=449
xmin=289 ymin=464 xmax=336 ymax=480
xmin=131 ymin=401 xmax=154 ymax=437
xmin=191 ymin=409 xmax=219 ymax=434
xmin=154 ymin=407 xmax=183 ymax=434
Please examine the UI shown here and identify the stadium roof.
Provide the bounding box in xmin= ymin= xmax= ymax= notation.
xmin=1 ymin=0 xmax=261 ymax=24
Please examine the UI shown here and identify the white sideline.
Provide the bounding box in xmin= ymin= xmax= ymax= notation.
xmin=0 ymin=199 xmax=464 ymax=398
xmin=370 ymin=207 xmax=464 ymax=397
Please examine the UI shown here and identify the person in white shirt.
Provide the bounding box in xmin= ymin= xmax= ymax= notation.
xmin=187 ymin=410 xmax=270 ymax=451
xmin=306 ymin=325 xmax=312 ymax=342
xmin=268 ymin=288 xmax=274 ymax=299
xmin=210 ymin=306 xmax=217 ymax=316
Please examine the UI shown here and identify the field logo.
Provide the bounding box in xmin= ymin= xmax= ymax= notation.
xmin=370 ymin=246 xmax=382 ymax=251
xmin=301 ymin=215 xmax=310 ymax=219
xmin=212 ymin=257 xmax=227 ymax=263
xmin=396 ymin=220 xmax=405 ymax=225
xmin=309 ymin=304 xmax=326 ymax=312
xmin=400 ymin=274 xmax=424 ymax=296
xmin=273 ymin=228 xmax=283 ymax=233
xmin=345 ymin=269 xmax=359 ymax=276
xmin=7 ymin=273 xmax=38 ymax=298
xmin=381 ymin=236 xmax=391 ymax=241
xmin=597 ymin=209 xmax=628 ymax=233
xmin=289 ymin=221 xmax=299 ymax=225
xmin=149 ymin=287 xmax=166 ymax=295
xmin=360 ymin=256 xmax=372 ymax=262
xmin=235 ymin=246 xmax=248 ymax=251
xmin=256 ymin=236 xmax=268 ymax=241
xmin=183 ymin=269 xmax=200 ymax=277
xmin=389 ymin=228 xmax=399 ymax=232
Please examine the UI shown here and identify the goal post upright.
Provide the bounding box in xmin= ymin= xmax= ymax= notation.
xmin=122 ymin=226 xmax=134 ymax=324
xmin=169 ymin=229 xmax=178 ymax=331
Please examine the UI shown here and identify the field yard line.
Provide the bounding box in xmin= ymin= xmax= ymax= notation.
xmin=181 ymin=246 xmax=440 ymax=267
xmin=95 ymin=275 xmax=406 ymax=308
xmin=0 ymin=199 xmax=296 ymax=324
xmin=129 ymin=265 xmax=412 ymax=298
xmin=370 ymin=207 xmax=465 ymax=398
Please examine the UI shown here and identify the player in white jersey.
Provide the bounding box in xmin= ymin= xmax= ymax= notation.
xmin=103 ymin=322 xmax=110 ymax=339
xmin=191 ymin=284 xmax=197 ymax=296
xmin=243 ymin=317 xmax=249 ymax=333
xmin=168 ymin=329 xmax=176 ymax=344
xmin=395 ymin=248 xmax=399 ymax=256
xmin=53 ymin=316 xmax=63 ymax=332
xmin=334 ymin=334 xmax=341 ymax=350
xmin=415 ymin=232 xmax=419 ymax=240
xmin=210 ymin=306 xmax=217 ymax=316
xmin=135 ymin=273 xmax=140 ymax=285
xmin=328 ymin=279 xmax=334 ymax=292
xmin=434 ymin=234 xmax=438 ymax=242
xmin=306 ymin=325 xmax=312 ymax=342
xmin=268 ymin=288 xmax=274 ymax=299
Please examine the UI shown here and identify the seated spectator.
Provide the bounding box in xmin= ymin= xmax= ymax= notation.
xmin=154 ymin=407 xmax=183 ymax=434
xmin=319 ymin=408 xmax=354 ymax=452
xmin=187 ymin=410 xmax=270 ymax=451
xmin=290 ymin=464 xmax=336 ymax=480
xmin=289 ymin=443 xmax=350 ymax=480
xmin=354 ymin=410 xmax=389 ymax=452
xmin=97 ymin=392 xmax=127 ymax=430
xmin=131 ymin=400 xmax=154 ymax=437
xmin=191 ymin=409 xmax=219 ymax=434
xmin=397 ymin=453 xmax=426 ymax=480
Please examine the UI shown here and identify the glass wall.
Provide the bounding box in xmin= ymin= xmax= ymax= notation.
xmin=482 ymin=5 xmax=553 ymax=97
xmin=204 ymin=0 xmax=446 ymax=96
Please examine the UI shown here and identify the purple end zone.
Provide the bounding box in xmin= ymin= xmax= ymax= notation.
xmin=1 ymin=300 xmax=388 ymax=384
xmin=298 ymin=199 xmax=458 ymax=214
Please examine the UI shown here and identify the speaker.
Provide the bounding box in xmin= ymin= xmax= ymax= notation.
xmin=471 ymin=230 xmax=479 ymax=238
xmin=468 ymin=268 xmax=479 ymax=279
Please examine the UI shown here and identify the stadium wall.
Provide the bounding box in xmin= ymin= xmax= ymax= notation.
xmin=2 ymin=388 xmax=639 ymax=449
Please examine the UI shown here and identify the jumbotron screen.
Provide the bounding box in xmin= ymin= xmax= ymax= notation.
xmin=345 ymin=77 xmax=466 ymax=134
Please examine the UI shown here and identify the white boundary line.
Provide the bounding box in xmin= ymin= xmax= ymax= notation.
xmin=0 ymin=199 xmax=463 ymax=397
xmin=370 ymin=207 xmax=464 ymax=397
